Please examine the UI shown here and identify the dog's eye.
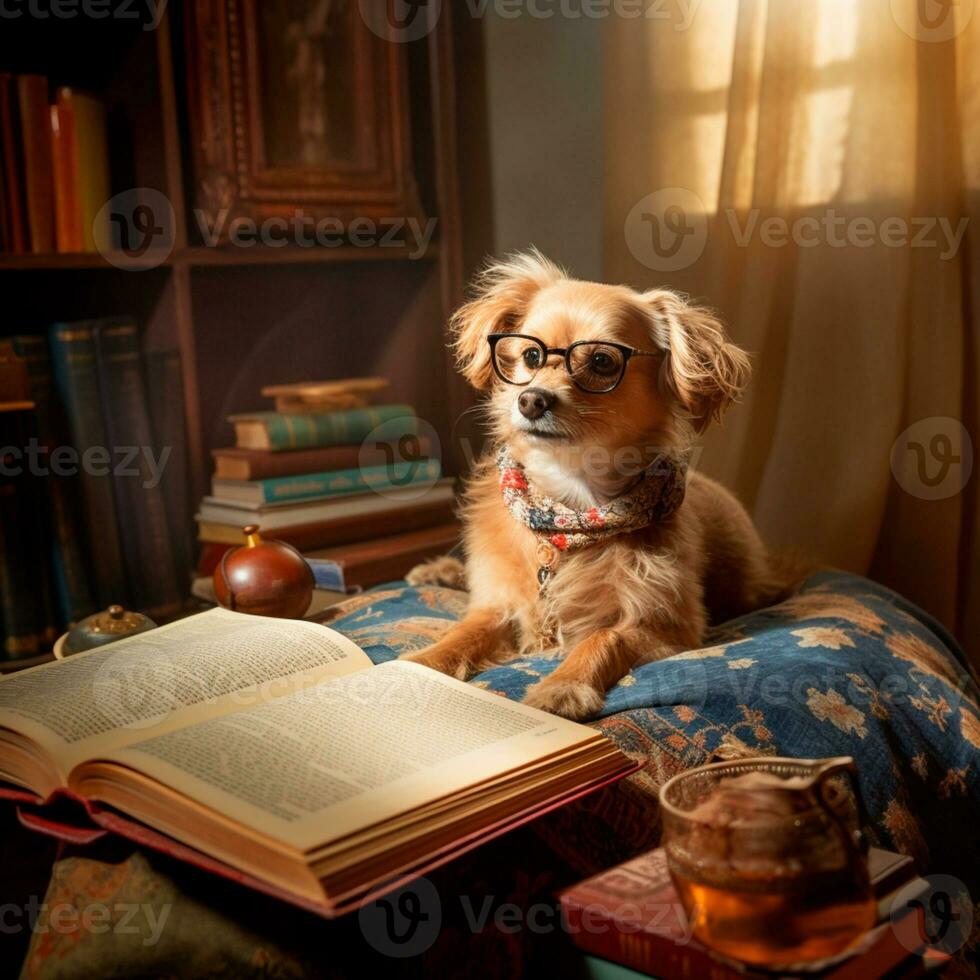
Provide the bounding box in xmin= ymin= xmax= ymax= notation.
xmin=522 ymin=348 xmax=543 ymax=370
xmin=589 ymin=350 xmax=619 ymax=375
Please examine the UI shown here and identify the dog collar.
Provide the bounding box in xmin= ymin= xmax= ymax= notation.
xmin=496 ymin=447 xmax=689 ymax=587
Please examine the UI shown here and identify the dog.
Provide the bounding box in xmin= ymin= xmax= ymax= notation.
xmin=402 ymin=250 xmax=792 ymax=720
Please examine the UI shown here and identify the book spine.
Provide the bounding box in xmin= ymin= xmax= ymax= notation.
xmin=245 ymin=459 xmax=441 ymax=504
xmin=561 ymin=902 xmax=737 ymax=980
xmin=0 ymin=408 xmax=60 ymax=658
xmin=11 ymin=335 xmax=95 ymax=625
xmin=93 ymin=319 xmax=181 ymax=619
xmin=71 ymin=91 xmax=109 ymax=252
xmin=144 ymin=350 xmax=192 ymax=599
xmin=260 ymin=405 xmax=417 ymax=451
xmin=213 ymin=437 xmax=433 ymax=481
xmin=48 ymin=321 xmax=128 ymax=607
xmin=16 ymin=74 xmax=55 ymax=254
xmin=0 ymin=73 xmax=28 ymax=253
xmin=50 ymin=94 xmax=82 ymax=253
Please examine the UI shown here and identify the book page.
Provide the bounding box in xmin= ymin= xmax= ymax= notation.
xmin=0 ymin=607 xmax=372 ymax=778
xmin=93 ymin=660 xmax=602 ymax=852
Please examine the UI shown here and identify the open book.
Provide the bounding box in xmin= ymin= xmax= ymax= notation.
xmin=0 ymin=609 xmax=636 ymax=915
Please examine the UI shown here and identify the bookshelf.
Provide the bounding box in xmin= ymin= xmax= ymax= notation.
xmin=0 ymin=1 xmax=472 ymax=648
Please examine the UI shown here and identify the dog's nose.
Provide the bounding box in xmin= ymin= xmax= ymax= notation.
xmin=518 ymin=387 xmax=555 ymax=420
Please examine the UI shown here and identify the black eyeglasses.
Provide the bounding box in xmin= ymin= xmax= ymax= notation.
xmin=487 ymin=333 xmax=660 ymax=394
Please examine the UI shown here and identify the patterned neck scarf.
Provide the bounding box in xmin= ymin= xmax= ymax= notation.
xmin=497 ymin=447 xmax=689 ymax=584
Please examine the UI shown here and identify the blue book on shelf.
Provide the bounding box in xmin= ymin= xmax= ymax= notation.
xmin=48 ymin=320 xmax=128 ymax=609
xmin=212 ymin=458 xmax=442 ymax=506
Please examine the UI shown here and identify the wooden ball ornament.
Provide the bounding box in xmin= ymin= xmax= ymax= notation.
xmin=213 ymin=525 xmax=314 ymax=619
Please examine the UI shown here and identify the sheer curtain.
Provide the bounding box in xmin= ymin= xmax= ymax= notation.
xmin=603 ymin=0 xmax=979 ymax=665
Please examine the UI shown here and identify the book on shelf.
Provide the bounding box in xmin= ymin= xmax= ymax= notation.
xmin=306 ymin=522 xmax=460 ymax=591
xmin=211 ymin=457 xmax=441 ymax=506
xmin=50 ymin=87 xmax=110 ymax=253
xmin=559 ymin=846 xmax=930 ymax=980
xmin=211 ymin=437 xmax=433 ymax=481
xmin=11 ymin=335 xmax=95 ymax=625
xmin=0 ymin=607 xmax=637 ymax=916
xmin=0 ymin=403 xmax=60 ymax=658
xmin=197 ymin=478 xmax=457 ymax=545
xmin=93 ymin=319 xmax=182 ymax=620
xmin=229 ymin=404 xmax=417 ymax=452
xmin=48 ymin=320 xmax=129 ymax=608
xmin=0 ymin=72 xmax=27 ymax=253
xmin=16 ymin=74 xmax=56 ymax=254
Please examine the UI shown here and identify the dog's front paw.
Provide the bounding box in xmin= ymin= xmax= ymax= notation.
xmin=405 ymin=556 xmax=466 ymax=589
xmin=522 ymin=679 xmax=604 ymax=720
xmin=399 ymin=647 xmax=470 ymax=680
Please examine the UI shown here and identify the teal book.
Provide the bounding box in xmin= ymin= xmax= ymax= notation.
xmin=93 ymin=319 xmax=181 ymax=620
xmin=229 ymin=404 xmax=417 ymax=452
xmin=212 ymin=458 xmax=442 ymax=506
xmin=48 ymin=320 xmax=128 ymax=608
xmin=11 ymin=334 xmax=95 ymax=625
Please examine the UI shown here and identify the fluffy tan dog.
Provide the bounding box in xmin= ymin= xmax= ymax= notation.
xmin=402 ymin=250 xmax=790 ymax=720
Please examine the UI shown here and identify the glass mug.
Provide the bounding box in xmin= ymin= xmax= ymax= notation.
xmin=659 ymin=756 xmax=877 ymax=968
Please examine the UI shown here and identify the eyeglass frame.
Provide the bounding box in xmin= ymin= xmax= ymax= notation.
xmin=487 ymin=332 xmax=661 ymax=394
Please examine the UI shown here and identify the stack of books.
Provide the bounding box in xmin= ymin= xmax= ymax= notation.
xmin=559 ymin=846 xmax=945 ymax=979
xmin=0 ymin=322 xmax=190 ymax=662
xmin=0 ymin=74 xmax=110 ymax=254
xmin=198 ymin=385 xmax=459 ymax=591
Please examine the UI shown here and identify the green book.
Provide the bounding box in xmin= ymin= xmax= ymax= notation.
xmin=229 ymin=404 xmax=417 ymax=452
xmin=12 ymin=334 xmax=95 ymax=626
xmin=48 ymin=320 xmax=128 ymax=609
xmin=211 ymin=458 xmax=442 ymax=506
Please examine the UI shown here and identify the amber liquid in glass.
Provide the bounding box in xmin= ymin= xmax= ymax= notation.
xmin=672 ymin=864 xmax=877 ymax=966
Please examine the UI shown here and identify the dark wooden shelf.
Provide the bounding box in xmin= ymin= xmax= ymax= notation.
xmin=0 ymin=242 xmax=441 ymax=272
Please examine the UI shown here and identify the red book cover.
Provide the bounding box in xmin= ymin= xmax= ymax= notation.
xmin=1 ymin=761 xmax=640 ymax=919
xmin=559 ymin=848 xmax=927 ymax=980
xmin=0 ymin=73 xmax=28 ymax=253
xmin=16 ymin=74 xmax=55 ymax=253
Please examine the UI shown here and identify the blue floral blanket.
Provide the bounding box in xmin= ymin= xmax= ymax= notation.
xmin=325 ymin=570 xmax=980 ymax=887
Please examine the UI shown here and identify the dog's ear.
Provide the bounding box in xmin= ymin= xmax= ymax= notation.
xmin=642 ymin=289 xmax=750 ymax=432
xmin=450 ymin=249 xmax=564 ymax=390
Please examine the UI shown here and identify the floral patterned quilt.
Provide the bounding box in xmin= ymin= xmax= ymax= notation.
xmin=324 ymin=570 xmax=980 ymax=887
xmin=16 ymin=570 xmax=980 ymax=979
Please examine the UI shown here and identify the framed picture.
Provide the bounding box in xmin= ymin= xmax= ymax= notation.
xmin=184 ymin=0 xmax=424 ymax=242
